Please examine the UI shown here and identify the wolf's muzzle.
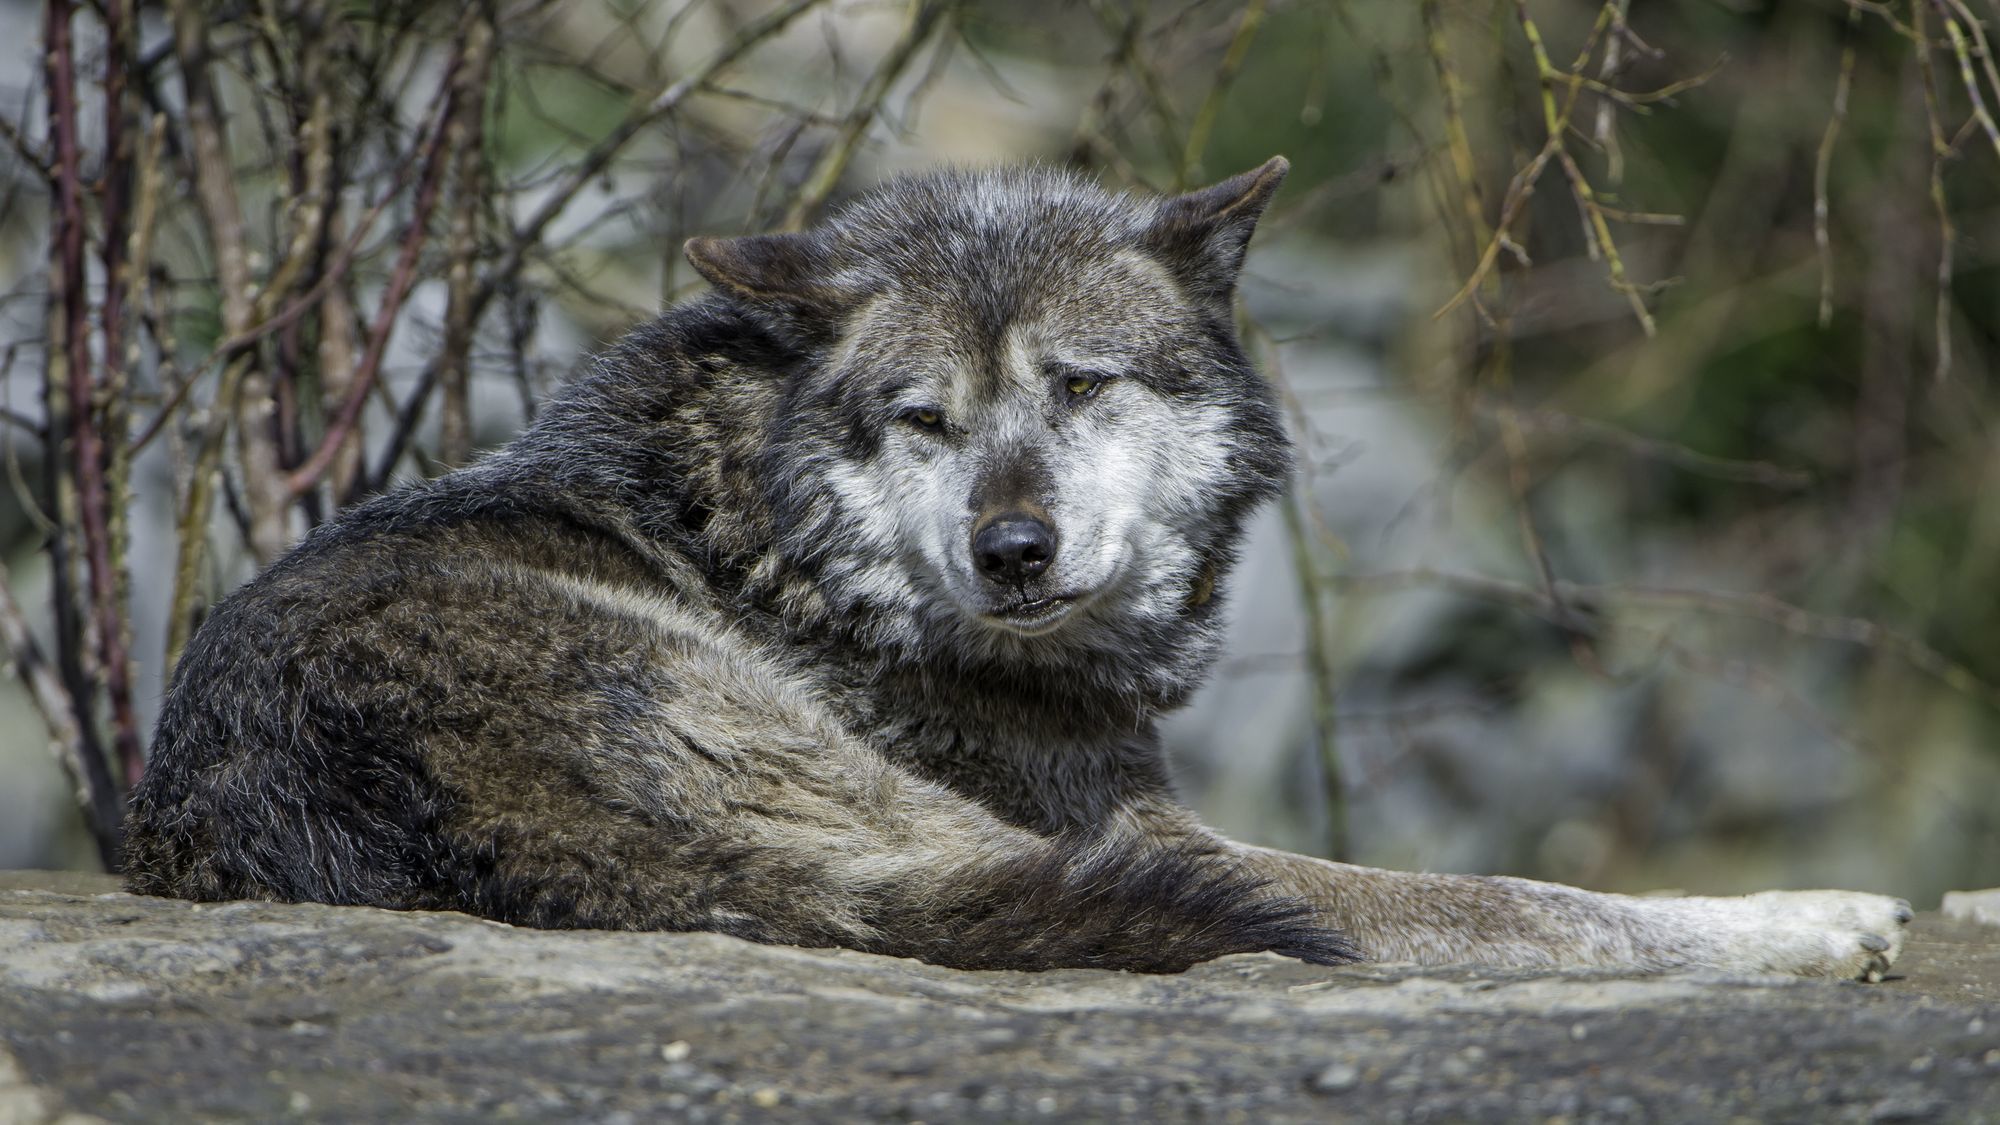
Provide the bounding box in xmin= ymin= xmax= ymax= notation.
xmin=972 ymin=512 xmax=1056 ymax=586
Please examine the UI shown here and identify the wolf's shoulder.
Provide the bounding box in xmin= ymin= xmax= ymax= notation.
xmin=184 ymin=472 xmax=660 ymax=660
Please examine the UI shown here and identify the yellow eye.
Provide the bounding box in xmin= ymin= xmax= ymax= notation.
xmin=1065 ymin=374 xmax=1100 ymax=397
xmin=905 ymin=407 xmax=944 ymax=430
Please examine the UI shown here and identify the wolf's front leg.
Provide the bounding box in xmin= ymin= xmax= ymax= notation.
xmin=1229 ymin=844 xmax=1911 ymax=979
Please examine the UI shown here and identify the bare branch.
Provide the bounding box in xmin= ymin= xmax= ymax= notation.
xmin=285 ymin=44 xmax=463 ymax=498
xmin=0 ymin=561 xmax=121 ymax=862
xmin=1816 ymin=7 xmax=1860 ymax=328
xmin=1176 ymin=0 xmax=1265 ymax=188
xmin=782 ymin=0 xmax=952 ymax=231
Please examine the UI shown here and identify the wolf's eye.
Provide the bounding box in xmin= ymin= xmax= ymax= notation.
xmin=901 ymin=407 xmax=945 ymax=432
xmin=1061 ymin=372 xmax=1105 ymax=400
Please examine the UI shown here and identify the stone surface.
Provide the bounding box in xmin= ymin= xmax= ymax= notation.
xmin=2 ymin=871 xmax=1998 ymax=1123
xmin=1945 ymin=888 xmax=2000 ymax=929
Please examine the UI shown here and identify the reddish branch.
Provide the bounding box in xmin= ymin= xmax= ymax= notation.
xmin=284 ymin=53 xmax=463 ymax=497
xmin=126 ymin=150 xmax=435 ymax=456
xmin=44 ymin=0 xmax=126 ymax=861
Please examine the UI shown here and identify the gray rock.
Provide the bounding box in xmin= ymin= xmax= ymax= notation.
xmin=2 ymin=871 xmax=1998 ymax=1123
xmin=1944 ymin=888 xmax=2000 ymax=928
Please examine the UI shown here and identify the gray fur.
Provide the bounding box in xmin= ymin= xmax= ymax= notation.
xmin=125 ymin=161 xmax=1909 ymax=978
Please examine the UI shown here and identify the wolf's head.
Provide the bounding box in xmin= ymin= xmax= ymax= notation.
xmin=683 ymin=161 xmax=1293 ymax=702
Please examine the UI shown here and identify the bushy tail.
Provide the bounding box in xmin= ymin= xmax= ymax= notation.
xmin=810 ymin=835 xmax=1359 ymax=972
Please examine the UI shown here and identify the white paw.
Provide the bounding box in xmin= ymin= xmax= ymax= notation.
xmin=1681 ymin=890 xmax=1912 ymax=981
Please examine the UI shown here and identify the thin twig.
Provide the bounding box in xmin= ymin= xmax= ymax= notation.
xmin=285 ymin=50 xmax=461 ymax=497
xmin=1251 ymin=319 xmax=1347 ymax=861
xmin=1815 ymin=7 xmax=1860 ymax=328
xmin=1912 ymin=0 xmax=1956 ymax=382
xmin=129 ymin=95 xmax=449 ymax=457
xmin=168 ymin=0 xmax=289 ymax=562
xmin=0 ymin=560 xmax=120 ymax=862
xmin=1938 ymin=1 xmax=2000 ymax=161
xmin=364 ymin=0 xmax=832 ymax=486
xmin=1436 ymin=1 xmax=1703 ymax=336
xmin=1176 ymin=0 xmax=1265 ymax=188
xmin=0 ymin=95 xmax=51 ymax=178
xmin=1594 ymin=0 xmax=1630 ymax=184
xmin=1487 ymin=397 xmax=1814 ymax=489
xmin=782 ymin=0 xmax=951 ymax=230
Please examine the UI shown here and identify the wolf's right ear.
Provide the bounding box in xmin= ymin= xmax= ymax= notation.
xmin=1143 ymin=156 xmax=1289 ymax=308
xmin=683 ymin=232 xmax=854 ymax=314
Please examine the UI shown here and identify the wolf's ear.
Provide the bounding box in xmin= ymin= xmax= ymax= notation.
xmin=1143 ymin=156 xmax=1289 ymax=307
xmin=683 ymin=232 xmax=854 ymax=314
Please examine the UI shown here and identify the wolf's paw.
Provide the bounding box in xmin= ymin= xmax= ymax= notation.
xmin=1698 ymin=890 xmax=1912 ymax=981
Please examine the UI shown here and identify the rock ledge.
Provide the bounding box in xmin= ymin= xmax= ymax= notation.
xmin=2 ymin=872 xmax=1997 ymax=1123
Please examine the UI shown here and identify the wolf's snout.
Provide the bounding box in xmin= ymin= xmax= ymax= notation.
xmin=972 ymin=513 xmax=1056 ymax=585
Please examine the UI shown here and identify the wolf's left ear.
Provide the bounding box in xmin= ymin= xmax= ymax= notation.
xmin=683 ymin=232 xmax=855 ymax=315
xmin=1143 ymin=156 xmax=1289 ymax=307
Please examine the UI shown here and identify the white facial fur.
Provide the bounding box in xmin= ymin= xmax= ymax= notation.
xmin=819 ymin=301 xmax=1237 ymax=643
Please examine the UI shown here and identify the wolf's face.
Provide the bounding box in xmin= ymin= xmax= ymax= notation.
xmin=686 ymin=162 xmax=1292 ymax=688
xmin=826 ymin=255 xmax=1251 ymax=641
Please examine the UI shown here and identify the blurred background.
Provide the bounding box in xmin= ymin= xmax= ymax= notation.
xmin=2 ymin=0 xmax=1996 ymax=905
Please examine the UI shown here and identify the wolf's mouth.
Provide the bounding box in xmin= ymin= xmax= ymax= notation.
xmin=984 ymin=595 xmax=1078 ymax=636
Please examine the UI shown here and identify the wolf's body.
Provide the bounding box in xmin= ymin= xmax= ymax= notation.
xmin=126 ymin=161 xmax=1908 ymax=977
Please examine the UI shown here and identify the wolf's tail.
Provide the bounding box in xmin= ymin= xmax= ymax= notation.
xmin=848 ymin=836 xmax=1360 ymax=971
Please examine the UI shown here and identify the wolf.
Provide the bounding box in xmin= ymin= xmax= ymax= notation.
xmin=125 ymin=159 xmax=1911 ymax=977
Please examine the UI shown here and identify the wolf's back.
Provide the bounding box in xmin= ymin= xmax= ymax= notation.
xmin=122 ymin=481 xmax=653 ymax=906
xmin=124 ymin=517 xmax=481 ymax=910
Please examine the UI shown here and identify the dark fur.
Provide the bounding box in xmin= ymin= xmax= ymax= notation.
xmin=126 ymin=162 xmax=1356 ymax=971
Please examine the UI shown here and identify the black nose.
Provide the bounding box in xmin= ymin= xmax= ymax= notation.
xmin=973 ymin=514 xmax=1056 ymax=584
